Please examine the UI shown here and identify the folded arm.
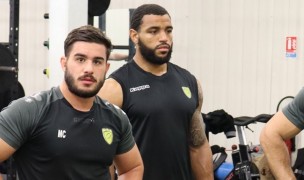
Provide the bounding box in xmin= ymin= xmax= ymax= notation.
xmin=260 ymin=111 xmax=300 ymax=180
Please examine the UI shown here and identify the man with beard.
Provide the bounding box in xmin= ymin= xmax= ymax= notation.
xmin=98 ymin=4 xmax=213 ymax=180
xmin=0 ymin=25 xmax=143 ymax=180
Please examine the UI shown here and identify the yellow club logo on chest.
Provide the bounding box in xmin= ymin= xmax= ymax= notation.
xmin=102 ymin=128 xmax=113 ymax=145
xmin=182 ymin=87 xmax=191 ymax=99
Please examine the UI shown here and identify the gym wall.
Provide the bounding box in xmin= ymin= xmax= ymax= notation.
xmin=1 ymin=0 xmax=304 ymax=157
xmin=0 ymin=0 xmax=49 ymax=95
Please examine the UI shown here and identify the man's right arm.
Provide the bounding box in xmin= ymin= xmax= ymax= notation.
xmin=0 ymin=98 xmax=30 ymax=163
xmin=0 ymin=139 xmax=15 ymax=163
xmin=260 ymin=111 xmax=300 ymax=180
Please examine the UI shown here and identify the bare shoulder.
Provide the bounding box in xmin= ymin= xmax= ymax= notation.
xmin=188 ymin=79 xmax=207 ymax=147
xmin=98 ymin=78 xmax=123 ymax=108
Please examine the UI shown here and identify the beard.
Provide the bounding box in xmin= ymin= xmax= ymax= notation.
xmin=138 ymin=39 xmax=173 ymax=65
xmin=64 ymin=67 xmax=104 ymax=98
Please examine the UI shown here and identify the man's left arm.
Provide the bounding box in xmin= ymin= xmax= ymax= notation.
xmin=114 ymin=144 xmax=143 ymax=180
xmin=189 ymin=80 xmax=213 ymax=180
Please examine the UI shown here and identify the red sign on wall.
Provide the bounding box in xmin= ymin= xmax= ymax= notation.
xmin=286 ymin=37 xmax=297 ymax=58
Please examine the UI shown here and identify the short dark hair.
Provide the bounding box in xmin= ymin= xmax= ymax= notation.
xmin=130 ymin=4 xmax=170 ymax=31
xmin=64 ymin=25 xmax=112 ymax=59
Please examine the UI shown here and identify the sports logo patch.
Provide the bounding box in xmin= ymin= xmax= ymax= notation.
xmin=182 ymin=87 xmax=191 ymax=99
xmin=102 ymin=128 xmax=113 ymax=145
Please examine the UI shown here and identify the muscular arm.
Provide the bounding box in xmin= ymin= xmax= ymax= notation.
xmin=260 ymin=111 xmax=300 ymax=180
xmin=0 ymin=139 xmax=14 ymax=180
xmin=98 ymin=78 xmax=123 ymax=108
xmin=114 ymin=144 xmax=143 ymax=180
xmin=189 ymin=80 xmax=213 ymax=180
xmin=0 ymin=138 xmax=15 ymax=163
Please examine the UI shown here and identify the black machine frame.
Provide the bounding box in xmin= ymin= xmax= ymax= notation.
xmin=0 ymin=0 xmax=19 ymax=73
xmin=0 ymin=1 xmax=19 ymax=180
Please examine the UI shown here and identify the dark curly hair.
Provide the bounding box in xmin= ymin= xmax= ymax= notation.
xmin=130 ymin=4 xmax=171 ymax=31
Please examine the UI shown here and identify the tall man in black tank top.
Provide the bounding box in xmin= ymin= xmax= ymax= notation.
xmin=99 ymin=4 xmax=213 ymax=180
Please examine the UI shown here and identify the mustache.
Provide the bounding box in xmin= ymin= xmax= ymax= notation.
xmin=79 ymin=74 xmax=97 ymax=82
xmin=156 ymin=43 xmax=171 ymax=49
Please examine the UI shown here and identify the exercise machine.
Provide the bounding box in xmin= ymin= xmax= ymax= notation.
xmin=232 ymin=114 xmax=273 ymax=180
xmin=204 ymin=111 xmax=273 ymax=180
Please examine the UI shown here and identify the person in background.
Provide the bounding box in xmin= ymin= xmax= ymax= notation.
xmin=0 ymin=25 xmax=143 ymax=180
xmin=98 ymin=4 xmax=213 ymax=180
xmin=109 ymin=52 xmax=129 ymax=61
xmin=260 ymin=88 xmax=304 ymax=179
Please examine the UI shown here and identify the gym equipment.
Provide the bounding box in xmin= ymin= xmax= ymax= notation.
xmin=0 ymin=44 xmax=17 ymax=93
xmin=211 ymin=144 xmax=234 ymax=179
xmin=205 ymin=111 xmax=273 ymax=180
xmin=0 ymin=1 xmax=21 ymax=180
xmin=293 ymin=147 xmax=304 ymax=179
xmin=0 ymin=0 xmax=19 ymax=94
xmin=88 ymin=0 xmax=111 ymax=25
xmin=215 ymin=162 xmax=234 ymax=179
xmin=276 ymin=95 xmax=294 ymax=112
xmin=203 ymin=110 xmax=235 ymax=179
xmin=88 ymin=0 xmax=111 ymax=16
xmin=99 ymin=9 xmax=135 ymax=61
xmin=204 ymin=109 xmax=236 ymax=139
xmin=232 ymin=114 xmax=273 ymax=180
xmin=44 ymin=13 xmax=49 ymax=19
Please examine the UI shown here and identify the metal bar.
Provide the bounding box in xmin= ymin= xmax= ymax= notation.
xmin=9 ymin=0 xmax=19 ymax=66
xmin=0 ymin=42 xmax=9 ymax=48
xmin=88 ymin=15 xmax=94 ymax=26
xmin=113 ymin=45 xmax=129 ymax=50
xmin=5 ymin=2 xmax=20 ymax=178
xmin=236 ymin=126 xmax=247 ymax=145
xmin=99 ymin=13 xmax=106 ymax=32
xmin=0 ymin=66 xmax=18 ymax=72
xmin=128 ymin=9 xmax=135 ymax=61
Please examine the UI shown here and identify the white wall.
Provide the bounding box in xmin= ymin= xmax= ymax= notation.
xmin=48 ymin=0 xmax=88 ymax=87
xmin=1 ymin=0 xmax=304 ymax=161
xmin=103 ymin=9 xmax=130 ymax=76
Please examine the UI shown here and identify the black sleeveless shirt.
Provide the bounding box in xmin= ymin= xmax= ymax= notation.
xmin=110 ymin=60 xmax=199 ymax=180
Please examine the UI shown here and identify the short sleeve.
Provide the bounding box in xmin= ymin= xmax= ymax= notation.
xmin=282 ymin=87 xmax=304 ymax=130
xmin=115 ymin=109 xmax=135 ymax=154
xmin=0 ymin=97 xmax=39 ymax=149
